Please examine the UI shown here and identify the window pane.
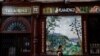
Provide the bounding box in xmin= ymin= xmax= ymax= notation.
xmin=46 ymin=16 xmax=82 ymax=55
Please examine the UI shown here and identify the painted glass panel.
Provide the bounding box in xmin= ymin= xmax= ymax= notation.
xmin=46 ymin=16 xmax=82 ymax=55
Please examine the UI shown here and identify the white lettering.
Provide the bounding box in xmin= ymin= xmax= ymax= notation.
xmin=58 ymin=8 xmax=75 ymax=13
xmin=2 ymin=6 xmax=32 ymax=15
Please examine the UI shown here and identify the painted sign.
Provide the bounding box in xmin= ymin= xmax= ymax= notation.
xmin=2 ymin=6 xmax=32 ymax=15
xmin=75 ymin=6 xmax=100 ymax=13
xmin=43 ymin=7 xmax=75 ymax=14
xmin=65 ymin=0 xmax=100 ymax=2
xmin=33 ymin=0 xmax=63 ymax=2
xmin=33 ymin=6 xmax=39 ymax=14
xmin=0 ymin=0 xmax=3 ymax=1
xmin=43 ymin=6 xmax=100 ymax=14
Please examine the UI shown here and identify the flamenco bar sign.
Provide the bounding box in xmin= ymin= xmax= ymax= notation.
xmin=2 ymin=6 xmax=32 ymax=15
xmin=43 ymin=7 xmax=75 ymax=14
xmin=56 ymin=8 xmax=75 ymax=13
xmin=43 ymin=6 xmax=100 ymax=14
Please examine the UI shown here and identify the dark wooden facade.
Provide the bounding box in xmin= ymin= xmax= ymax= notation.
xmin=0 ymin=0 xmax=100 ymax=56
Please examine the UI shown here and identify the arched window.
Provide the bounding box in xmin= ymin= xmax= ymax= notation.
xmin=1 ymin=17 xmax=31 ymax=33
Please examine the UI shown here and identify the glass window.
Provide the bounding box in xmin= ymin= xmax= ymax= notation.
xmin=46 ymin=16 xmax=82 ymax=55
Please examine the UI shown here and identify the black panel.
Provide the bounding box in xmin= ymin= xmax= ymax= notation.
xmin=0 ymin=34 xmax=31 ymax=56
xmin=87 ymin=15 xmax=100 ymax=55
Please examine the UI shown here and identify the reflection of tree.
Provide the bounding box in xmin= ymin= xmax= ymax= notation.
xmin=46 ymin=16 xmax=60 ymax=52
xmin=46 ymin=16 xmax=60 ymax=34
xmin=69 ymin=17 xmax=82 ymax=46
xmin=47 ymin=33 xmax=69 ymax=50
xmin=46 ymin=16 xmax=69 ymax=53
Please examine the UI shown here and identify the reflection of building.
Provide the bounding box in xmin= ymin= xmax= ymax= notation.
xmin=0 ymin=0 xmax=100 ymax=56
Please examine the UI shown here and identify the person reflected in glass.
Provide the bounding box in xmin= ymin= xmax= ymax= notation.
xmin=57 ymin=45 xmax=63 ymax=56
